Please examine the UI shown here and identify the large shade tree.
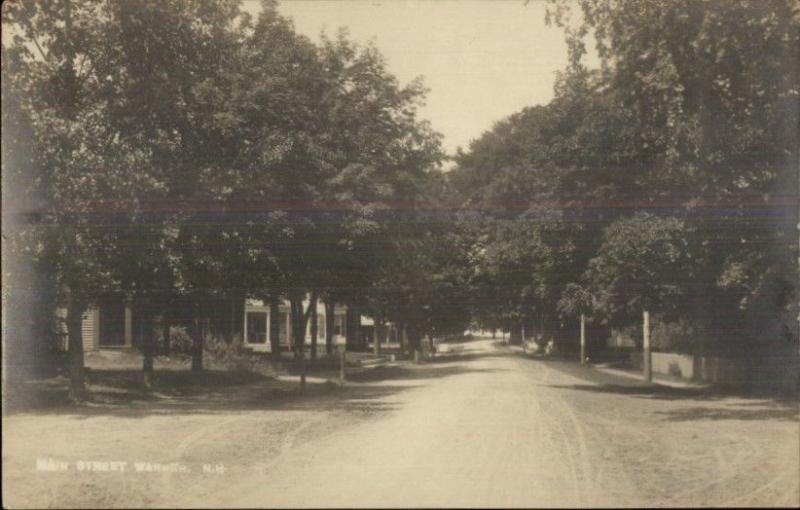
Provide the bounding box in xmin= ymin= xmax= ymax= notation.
xmin=548 ymin=0 xmax=799 ymax=350
xmin=452 ymin=0 xmax=798 ymax=354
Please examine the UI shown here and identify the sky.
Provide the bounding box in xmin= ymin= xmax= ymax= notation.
xmin=245 ymin=0 xmax=582 ymax=156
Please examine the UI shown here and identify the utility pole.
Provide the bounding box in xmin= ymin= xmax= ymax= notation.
xmin=580 ymin=313 xmax=586 ymax=365
xmin=643 ymin=310 xmax=652 ymax=382
xmin=339 ymin=342 xmax=346 ymax=385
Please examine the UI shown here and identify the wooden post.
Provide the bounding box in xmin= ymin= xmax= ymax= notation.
xmin=299 ymin=348 xmax=306 ymax=391
xmin=142 ymin=307 xmax=154 ymax=390
xmin=269 ymin=296 xmax=281 ymax=362
xmin=339 ymin=344 xmax=346 ymax=385
xmin=643 ymin=310 xmax=652 ymax=382
xmin=124 ymin=302 xmax=133 ymax=347
xmin=580 ymin=313 xmax=586 ymax=365
xmin=310 ymin=301 xmax=318 ymax=360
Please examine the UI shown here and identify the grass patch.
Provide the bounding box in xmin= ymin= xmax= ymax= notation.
xmin=91 ymin=368 xmax=272 ymax=394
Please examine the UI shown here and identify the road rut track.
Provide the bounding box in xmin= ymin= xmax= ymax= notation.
xmin=4 ymin=339 xmax=797 ymax=508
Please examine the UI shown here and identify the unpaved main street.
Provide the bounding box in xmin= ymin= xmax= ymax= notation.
xmin=4 ymin=339 xmax=799 ymax=508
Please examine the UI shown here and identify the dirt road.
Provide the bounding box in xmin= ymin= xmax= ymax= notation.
xmin=4 ymin=339 xmax=798 ymax=508
xmin=221 ymin=340 xmax=799 ymax=508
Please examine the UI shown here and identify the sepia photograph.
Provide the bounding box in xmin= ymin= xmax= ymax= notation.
xmin=2 ymin=0 xmax=799 ymax=507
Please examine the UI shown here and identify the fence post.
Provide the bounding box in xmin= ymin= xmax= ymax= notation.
xmin=643 ymin=310 xmax=652 ymax=382
xmin=580 ymin=313 xmax=586 ymax=365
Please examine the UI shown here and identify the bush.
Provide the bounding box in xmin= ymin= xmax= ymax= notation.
xmin=204 ymin=334 xmax=244 ymax=362
xmin=168 ymin=326 xmax=193 ymax=354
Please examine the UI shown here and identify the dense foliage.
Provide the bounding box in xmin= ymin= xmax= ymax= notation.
xmin=2 ymin=0 xmax=459 ymax=395
xmin=3 ymin=0 xmax=797 ymax=398
xmin=452 ymin=0 xmax=799 ymax=353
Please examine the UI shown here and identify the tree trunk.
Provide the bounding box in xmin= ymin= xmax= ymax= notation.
xmin=325 ymin=300 xmax=335 ymax=355
xmin=407 ymin=327 xmax=422 ymax=362
xmin=509 ymin=322 xmax=523 ymax=345
xmin=161 ymin=319 xmax=171 ymax=356
xmin=374 ymin=320 xmax=383 ymax=356
xmin=66 ymin=299 xmax=86 ymax=402
xmin=309 ymin=296 xmax=318 ymax=360
xmin=191 ymin=305 xmax=203 ymax=374
xmin=269 ymin=294 xmax=281 ymax=361
xmin=345 ymin=305 xmax=357 ymax=350
xmin=539 ymin=310 xmax=545 ymax=338
xmin=141 ymin=305 xmax=155 ymax=390
xmin=405 ymin=321 xmax=422 ymax=361
xmin=289 ymin=296 xmax=307 ymax=388
xmin=290 ymin=298 xmax=303 ymax=360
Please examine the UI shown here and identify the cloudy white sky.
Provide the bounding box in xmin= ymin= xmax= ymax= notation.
xmin=247 ymin=0 xmax=585 ymax=156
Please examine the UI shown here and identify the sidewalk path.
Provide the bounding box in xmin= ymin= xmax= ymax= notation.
xmin=590 ymin=362 xmax=711 ymax=389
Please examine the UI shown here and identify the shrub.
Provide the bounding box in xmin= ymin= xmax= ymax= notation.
xmin=204 ymin=334 xmax=244 ymax=362
xmin=168 ymin=326 xmax=193 ymax=354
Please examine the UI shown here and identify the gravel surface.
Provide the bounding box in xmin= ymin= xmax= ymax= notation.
xmin=3 ymin=339 xmax=798 ymax=508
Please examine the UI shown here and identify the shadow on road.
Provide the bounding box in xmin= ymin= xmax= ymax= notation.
xmin=346 ymin=363 xmax=502 ymax=382
xmin=535 ymin=359 xmax=799 ymax=423
xmin=6 ymin=376 xmax=412 ymax=419
xmin=537 ymin=381 xmax=798 ymax=422
xmin=5 ymin=344 xmax=507 ymax=420
xmin=655 ymin=404 xmax=800 ymax=422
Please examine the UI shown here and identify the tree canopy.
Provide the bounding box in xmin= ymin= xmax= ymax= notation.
xmin=3 ymin=0 xmax=797 ymax=394
xmin=451 ymin=0 xmax=798 ymax=352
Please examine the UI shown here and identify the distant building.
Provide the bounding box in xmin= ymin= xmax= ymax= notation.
xmin=58 ymin=294 xmax=379 ymax=353
xmin=243 ymin=297 xmax=348 ymax=352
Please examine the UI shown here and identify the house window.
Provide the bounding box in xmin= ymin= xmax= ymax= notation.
xmin=246 ymin=311 xmax=267 ymax=344
xmin=318 ymin=314 xmax=325 ymax=339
